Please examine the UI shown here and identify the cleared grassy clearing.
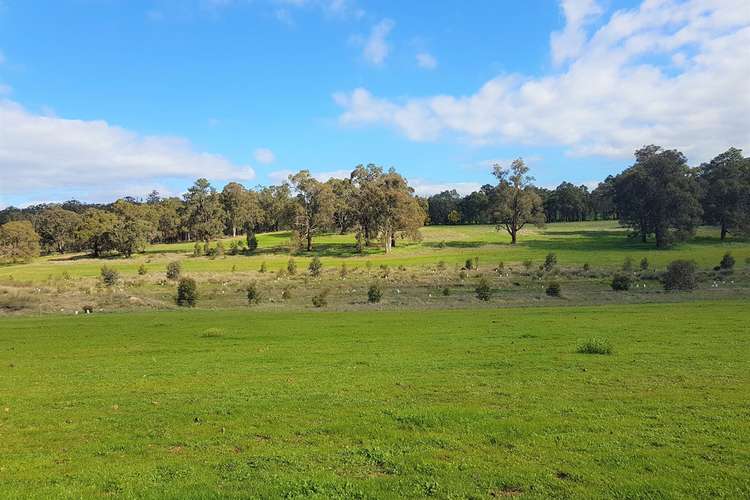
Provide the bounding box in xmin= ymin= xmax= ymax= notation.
xmin=1 ymin=301 xmax=748 ymax=498
xmin=2 ymin=221 xmax=748 ymax=282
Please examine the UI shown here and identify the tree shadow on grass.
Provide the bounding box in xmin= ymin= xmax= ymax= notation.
xmin=422 ymin=241 xmax=486 ymax=249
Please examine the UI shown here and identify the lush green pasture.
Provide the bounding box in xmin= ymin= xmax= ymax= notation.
xmin=1 ymin=301 xmax=748 ymax=498
xmin=2 ymin=221 xmax=749 ymax=282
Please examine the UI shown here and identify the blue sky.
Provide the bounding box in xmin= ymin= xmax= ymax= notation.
xmin=1 ymin=0 xmax=748 ymax=207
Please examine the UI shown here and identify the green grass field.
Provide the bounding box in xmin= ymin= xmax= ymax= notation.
xmin=1 ymin=301 xmax=748 ymax=498
xmin=2 ymin=221 xmax=749 ymax=282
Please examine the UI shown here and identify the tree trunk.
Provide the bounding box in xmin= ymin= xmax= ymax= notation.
xmin=720 ymin=222 xmax=727 ymax=241
xmin=232 ymin=226 xmax=237 ymax=238
xmin=510 ymin=227 xmax=517 ymax=245
xmin=391 ymin=234 xmax=396 ymax=248
xmin=307 ymin=233 xmax=312 ymax=252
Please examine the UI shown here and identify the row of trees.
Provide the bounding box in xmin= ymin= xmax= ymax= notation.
xmin=1 ymin=146 xmax=748 ymax=262
xmin=427 ymin=147 xmax=750 ymax=245
xmin=0 ymin=165 xmax=426 ymax=262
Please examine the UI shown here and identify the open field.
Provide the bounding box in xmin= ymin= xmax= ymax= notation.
xmin=2 ymin=221 xmax=749 ymax=283
xmin=1 ymin=301 xmax=748 ymax=498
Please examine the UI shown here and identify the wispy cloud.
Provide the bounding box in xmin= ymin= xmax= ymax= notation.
xmin=254 ymin=147 xmax=276 ymax=164
xmin=361 ymin=19 xmax=395 ymax=65
xmin=416 ymin=52 xmax=437 ymax=70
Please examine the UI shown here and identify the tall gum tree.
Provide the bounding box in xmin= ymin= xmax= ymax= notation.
xmin=491 ymin=159 xmax=545 ymax=244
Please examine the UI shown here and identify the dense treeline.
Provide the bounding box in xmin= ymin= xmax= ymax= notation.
xmin=1 ymin=146 xmax=749 ymax=263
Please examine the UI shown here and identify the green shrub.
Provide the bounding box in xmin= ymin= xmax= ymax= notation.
xmin=246 ymin=282 xmax=261 ymax=304
xmin=475 ymin=277 xmax=491 ymax=301
xmin=545 ymin=281 xmax=561 ymax=297
xmin=259 ymin=262 xmax=267 ymax=273
xmin=543 ymin=253 xmax=557 ymax=272
xmin=246 ymin=232 xmax=258 ymax=252
xmin=166 ymin=261 xmax=181 ymax=280
xmin=496 ymin=261 xmax=505 ymax=273
xmin=719 ymin=252 xmax=735 ymax=270
xmin=281 ymin=285 xmax=293 ymax=300
xmin=311 ymin=289 xmax=329 ymax=308
xmin=464 ymin=258 xmax=474 ymax=270
xmin=663 ymin=260 xmax=697 ymax=291
xmin=368 ymin=283 xmax=383 ymax=303
xmin=582 ymin=262 xmax=590 ymax=272
xmin=458 ymin=270 xmax=467 ymax=280
xmin=380 ymin=264 xmax=390 ymax=278
xmin=610 ymin=273 xmax=632 ymax=291
xmin=442 ymin=287 xmax=451 ymax=296
xmin=100 ymin=266 xmax=119 ymax=287
xmin=137 ymin=263 xmax=147 ymax=276
xmin=287 ymin=258 xmax=297 ymax=275
xmin=193 ymin=242 xmax=203 ymax=257
xmin=203 ymin=241 xmax=210 ymax=256
xmin=215 ymin=241 xmax=225 ymax=257
xmin=176 ymin=277 xmax=198 ymax=307
xmin=640 ymin=257 xmax=649 ymax=271
xmin=576 ymin=337 xmax=612 ymax=355
xmin=339 ymin=263 xmax=348 ymax=279
xmin=308 ymin=256 xmax=322 ymax=277
xmin=473 ymin=257 xmax=479 ymax=270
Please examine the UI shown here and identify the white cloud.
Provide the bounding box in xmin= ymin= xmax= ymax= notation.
xmin=335 ymin=0 xmax=750 ymax=163
xmin=550 ymin=0 xmax=603 ymax=66
xmin=0 ymin=99 xmax=255 ymax=198
xmin=410 ymin=180 xmax=482 ymax=197
xmin=254 ymin=147 xmax=276 ymax=164
xmin=416 ymin=52 xmax=438 ymax=70
xmin=362 ymin=19 xmax=395 ymax=65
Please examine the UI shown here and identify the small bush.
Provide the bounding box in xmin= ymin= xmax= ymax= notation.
xmin=639 ymin=257 xmax=649 ymax=271
xmin=442 ymin=287 xmax=451 ymax=296
xmin=610 ymin=273 xmax=632 ymax=291
xmin=308 ymin=256 xmax=323 ymax=277
xmin=193 ymin=242 xmax=203 ymax=257
xmin=246 ymin=282 xmax=261 ymax=304
xmin=576 ymin=338 xmax=612 ymax=355
xmin=719 ymin=252 xmax=735 ymax=270
xmin=368 ymin=283 xmax=383 ymax=303
xmin=276 ymin=267 xmax=287 ymax=279
xmin=215 ymin=241 xmax=225 ymax=257
xmin=311 ymin=289 xmax=329 ymax=308
xmin=543 ymin=253 xmax=557 ymax=272
xmin=203 ymin=241 xmax=210 ymax=256
xmin=475 ymin=277 xmax=491 ymax=301
xmin=473 ymin=257 xmax=479 ymax=270
xmin=582 ymin=262 xmax=590 ymax=272
xmin=61 ymin=271 xmax=72 ymax=281
xmin=137 ymin=263 xmax=148 ymax=275
xmin=459 ymin=270 xmax=467 ymax=280
xmin=166 ymin=261 xmax=181 ymax=280
xmin=259 ymin=262 xmax=268 ymax=273
xmin=246 ymin=232 xmax=258 ymax=252
xmin=545 ymin=281 xmax=561 ymax=297
xmin=464 ymin=258 xmax=474 ymax=270
xmin=339 ymin=263 xmax=348 ymax=279
xmin=176 ymin=277 xmax=198 ymax=307
xmin=622 ymin=257 xmax=633 ymax=272
xmin=287 ymin=258 xmax=297 ymax=275
xmin=281 ymin=285 xmax=293 ymax=300
xmin=229 ymin=240 xmax=239 ymax=255
xmin=380 ymin=264 xmax=390 ymax=278
xmin=100 ymin=266 xmax=119 ymax=287
xmin=663 ymin=260 xmax=697 ymax=291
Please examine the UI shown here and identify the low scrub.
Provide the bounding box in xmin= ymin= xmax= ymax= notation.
xmin=166 ymin=261 xmax=181 ymax=280
xmin=475 ymin=277 xmax=492 ymax=301
xmin=545 ymin=281 xmax=561 ymax=297
xmin=577 ymin=338 xmax=613 ymax=355
xmin=246 ymin=282 xmax=261 ymax=305
xmin=100 ymin=266 xmax=119 ymax=287
xmin=311 ymin=289 xmax=330 ymax=308
xmin=176 ymin=277 xmax=198 ymax=307
xmin=663 ymin=260 xmax=697 ymax=291
xmin=610 ymin=273 xmax=632 ymax=291
xmin=368 ymin=283 xmax=383 ymax=303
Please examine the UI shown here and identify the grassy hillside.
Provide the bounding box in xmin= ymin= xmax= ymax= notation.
xmin=2 ymin=221 xmax=749 ymax=282
xmin=1 ymin=301 xmax=748 ymax=498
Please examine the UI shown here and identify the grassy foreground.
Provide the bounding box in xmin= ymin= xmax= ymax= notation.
xmin=2 ymin=301 xmax=749 ymax=498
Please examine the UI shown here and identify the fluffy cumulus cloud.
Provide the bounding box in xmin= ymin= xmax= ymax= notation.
xmin=335 ymin=0 xmax=750 ymax=162
xmin=0 ymin=100 xmax=255 ymax=199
